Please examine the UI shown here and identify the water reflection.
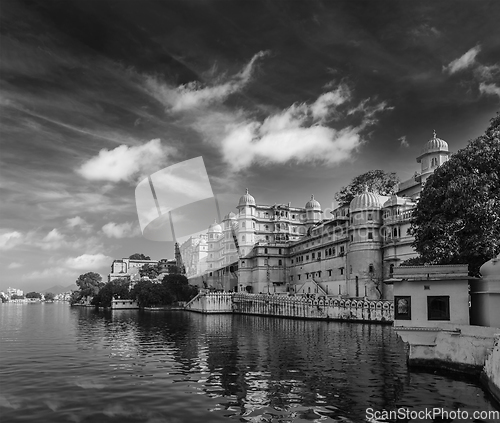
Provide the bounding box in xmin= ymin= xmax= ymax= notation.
xmin=0 ymin=303 xmax=497 ymax=422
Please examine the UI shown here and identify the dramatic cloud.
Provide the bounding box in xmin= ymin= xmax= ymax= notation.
xmin=144 ymin=51 xmax=269 ymax=112
xmin=102 ymin=222 xmax=140 ymax=239
xmin=444 ymin=45 xmax=481 ymax=74
xmin=0 ymin=231 xmax=23 ymax=250
xmin=43 ymin=229 xmax=64 ymax=242
xmin=77 ymin=139 xmax=174 ymax=183
xmin=399 ymin=136 xmax=409 ymax=148
xmin=474 ymin=64 xmax=500 ymax=81
xmin=64 ymin=253 xmax=113 ymax=270
xmin=66 ymin=216 xmax=92 ymax=232
xmin=219 ymin=87 xmax=389 ymax=170
xmin=479 ymin=82 xmax=500 ymax=99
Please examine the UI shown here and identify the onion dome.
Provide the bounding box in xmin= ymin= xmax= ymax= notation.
xmin=208 ymin=220 xmax=222 ymax=233
xmin=480 ymin=254 xmax=500 ymax=279
xmin=350 ymin=191 xmax=382 ymax=211
xmin=224 ymin=211 xmax=237 ymax=221
xmin=238 ymin=188 xmax=256 ymax=206
xmin=417 ymin=130 xmax=449 ymax=162
xmin=305 ymin=195 xmax=321 ymax=210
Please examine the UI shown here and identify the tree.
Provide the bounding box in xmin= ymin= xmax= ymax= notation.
xmin=75 ymin=272 xmax=103 ymax=299
xmin=92 ymin=278 xmax=131 ymax=308
xmin=334 ymin=170 xmax=400 ymax=206
xmin=139 ymin=263 xmax=160 ymax=279
xmin=409 ymin=114 xmax=500 ymax=276
xmin=25 ymin=291 xmax=42 ymax=299
xmin=44 ymin=292 xmax=55 ymax=301
xmin=161 ymin=274 xmax=198 ymax=303
xmin=129 ymin=253 xmax=151 ymax=260
xmin=11 ymin=294 xmax=24 ymax=300
xmin=130 ymin=280 xmax=172 ymax=307
xmin=70 ymin=290 xmax=83 ymax=305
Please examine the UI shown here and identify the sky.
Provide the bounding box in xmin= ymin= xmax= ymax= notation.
xmin=1 ymin=0 xmax=499 ymax=292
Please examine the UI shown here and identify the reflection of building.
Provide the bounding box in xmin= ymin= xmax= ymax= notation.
xmin=191 ymin=133 xmax=451 ymax=299
xmin=108 ymin=258 xmax=158 ymax=282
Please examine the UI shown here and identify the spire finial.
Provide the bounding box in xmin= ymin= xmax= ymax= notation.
xmin=433 ymin=129 xmax=437 ymax=138
xmin=245 ymin=188 xmax=249 ymax=194
xmin=311 ymin=194 xmax=314 ymax=200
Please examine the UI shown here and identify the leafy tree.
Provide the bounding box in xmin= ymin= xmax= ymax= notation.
xmin=11 ymin=294 xmax=24 ymax=299
xmin=25 ymin=291 xmax=42 ymax=299
xmin=139 ymin=263 xmax=160 ymax=279
xmin=129 ymin=253 xmax=151 ymax=260
xmin=409 ymin=114 xmax=500 ymax=276
xmin=44 ymin=292 xmax=55 ymax=301
xmin=400 ymin=256 xmax=427 ymax=266
xmin=161 ymin=274 xmax=198 ymax=303
xmin=75 ymin=272 xmax=103 ymax=299
xmin=130 ymin=280 xmax=172 ymax=307
xmin=334 ymin=170 xmax=400 ymax=206
xmin=70 ymin=291 xmax=83 ymax=305
xmin=92 ymin=278 xmax=131 ymax=308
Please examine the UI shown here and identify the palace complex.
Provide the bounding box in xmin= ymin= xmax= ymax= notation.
xmin=184 ymin=132 xmax=451 ymax=300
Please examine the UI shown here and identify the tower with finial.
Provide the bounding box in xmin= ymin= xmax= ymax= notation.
xmin=236 ymin=188 xmax=256 ymax=255
xmin=416 ymin=130 xmax=450 ymax=184
xmin=304 ymin=195 xmax=322 ymax=224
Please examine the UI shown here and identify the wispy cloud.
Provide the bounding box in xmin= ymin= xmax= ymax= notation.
xmin=64 ymin=253 xmax=113 ymax=270
xmin=7 ymin=262 xmax=22 ymax=269
xmin=102 ymin=222 xmax=140 ymax=239
xmin=66 ymin=216 xmax=92 ymax=233
xmin=444 ymin=45 xmax=481 ymax=74
xmin=219 ymin=86 xmax=390 ymax=170
xmin=479 ymin=82 xmax=500 ymax=99
xmin=77 ymin=139 xmax=175 ymax=183
xmin=0 ymin=231 xmax=23 ymax=251
xmin=144 ymin=51 xmax=269 ymax=112
xmin=399 ymin=135 xmax=409 ymax=148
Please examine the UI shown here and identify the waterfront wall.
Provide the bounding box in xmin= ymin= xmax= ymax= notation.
xmin=186 ymin=292 xmax=394 ymax=323
xmin=185 ymin=292 xmax=233 ymax=313
xmin=481 ymin=334 xmax=500 ymax=404
xmin=395 ymin=324 xmax=500 ymax=374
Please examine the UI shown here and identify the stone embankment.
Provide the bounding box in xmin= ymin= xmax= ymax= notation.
xmin=185 ymin=292 xmax=393 ymax=323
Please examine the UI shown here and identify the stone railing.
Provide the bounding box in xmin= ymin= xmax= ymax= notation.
xmin=186 ymin=292 xmax=394 ymax=323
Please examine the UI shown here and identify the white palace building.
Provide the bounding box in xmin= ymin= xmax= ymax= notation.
xmin=185 ymin=132 xmax=451 ymax=300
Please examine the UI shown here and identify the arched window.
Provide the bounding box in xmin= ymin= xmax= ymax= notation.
xmin=389 ymin=264 xmax=394 ymax=276
xmin=393 ymin=227 xmax=398 ymax=238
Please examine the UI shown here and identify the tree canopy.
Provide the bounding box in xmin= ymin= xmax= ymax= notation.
xmin=129 ymin=253 xmax=151 ymax=260
xmin=92 ymin=278 xmax=131 ymax=308
xmin=44 ymin=292 xmax=55 ymax=301
xmin=131 ymin=274 xmax=198 ymax=307
xmin=409 ymin=114 xmax=500 ymax=276
xmin=25 ymin=291 xmax=42 ymax=299
xmin=75 ymin=272 xmax=103 ymax=298
xmin=334 ymin=170 xmax=399 ymax=206
xmin=139 ymin=263 xmax=160 ymax=279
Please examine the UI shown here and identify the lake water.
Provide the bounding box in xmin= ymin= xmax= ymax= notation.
xmin=0 ymin=302 xmax=498 ymax=422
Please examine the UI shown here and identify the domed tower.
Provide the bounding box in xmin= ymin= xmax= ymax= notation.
xmin=305 ymin=195 xmax=322 ymax=225
xmin=236 ymin=189 xmax=256 ymax=256
xmin=416 ymin=130 xmax=450 ymax=184
xmin=207 ymin=220 xmax=222 ymax=270
xmin=348 ymin=190 xmax=385 ymax=299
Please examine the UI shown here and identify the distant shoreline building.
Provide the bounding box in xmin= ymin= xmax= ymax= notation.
xmin=188 ymin=132 xmax=450 ymax=299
